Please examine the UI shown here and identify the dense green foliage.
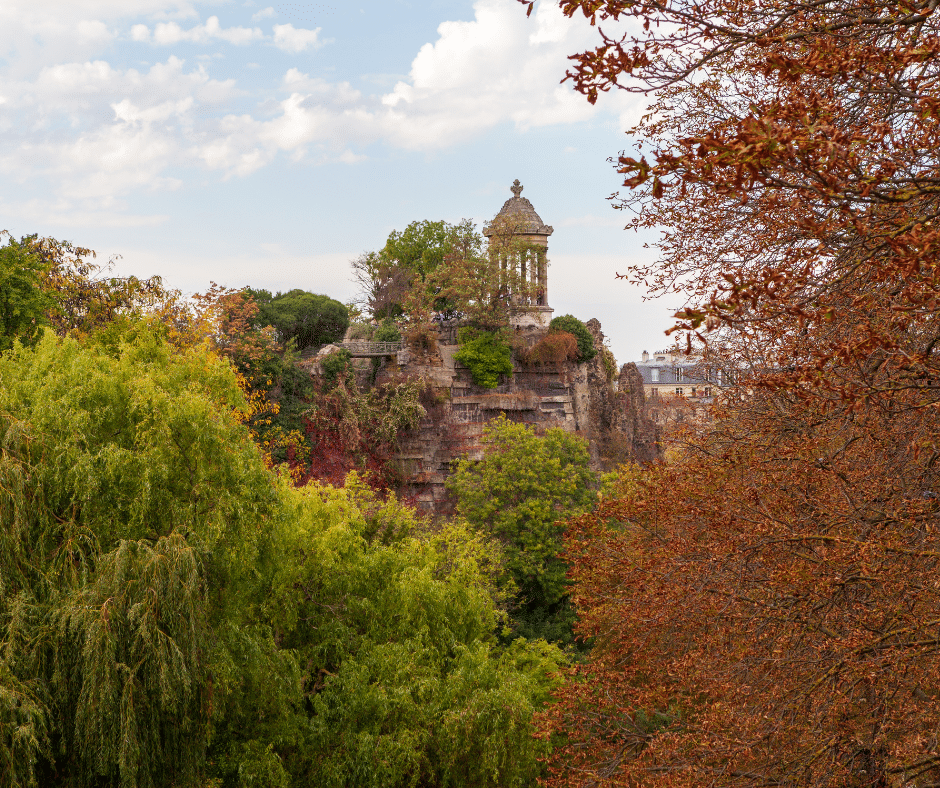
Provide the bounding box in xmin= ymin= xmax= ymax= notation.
xmin=373 ymin=318 xmax=402 ymax=344
xmin=320 ymin=347 xmax=352 ymax=388
xmin=0 ymin=234 xmax=54 ymax=351
xmin=261 ymin=486 xmax=563 ymax=787
xmin=250 ymin=288 xmax=349 ymax=349
xmin=383 ymin=220 xmax=454 ymax=283
xmin=353 ymin=220 xmax=481 ymax=320
xmin=453 ymin=330 xmax=514 ymax=389
xmin=0 ymin=320 xmax=563 ymax=788
xmin=0 ymin=326 xmax=277 ymax=788
xmin=548 ymin=315 xmax=597 ymax=363
xmin=447 ymin=416 xmax=596 ymax=644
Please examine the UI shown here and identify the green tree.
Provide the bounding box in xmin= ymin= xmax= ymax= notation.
xmin=447 ymin=415 xmax=596 ymax=644
xmin=0 ymin=315 xmax=566 ymax=788
xmin=0 ymin=323 xmax=281 ymax=788
xmin=253 ymin=289 xmax=349 ymax=350
xmin=453 ymin=330 xmax=514 ymax=389
xmin=383 ymin=220 xmax=454 ymax=283
xmin=353 ymin=220 xmax=481 ymax=320
xmin=256 ymin=480 xmax=565 ymax=788
xmin=0 ymin=232 xmax=54 ymax=351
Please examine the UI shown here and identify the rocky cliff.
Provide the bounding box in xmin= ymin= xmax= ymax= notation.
xmin=384 ymin=318 xmax=660 ymax=512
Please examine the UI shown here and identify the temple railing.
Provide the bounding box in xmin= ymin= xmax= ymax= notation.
xmin=338 ymin=341 xmax=404 ymax=357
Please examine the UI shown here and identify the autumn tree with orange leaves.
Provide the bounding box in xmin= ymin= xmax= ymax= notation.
xmin=520 ymin=0 xmax=940 ymax=785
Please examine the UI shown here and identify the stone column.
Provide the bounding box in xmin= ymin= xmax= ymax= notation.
xmin=537 ymin=248 xmax=547 ymax=306
xmin=515 ymin=251 xmax=524 ymax=303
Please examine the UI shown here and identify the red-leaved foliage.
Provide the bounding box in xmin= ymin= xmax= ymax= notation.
xmin=544 ymin=388 xmax=940 ymax=787
xmin=524 ymin=0 xmax=940 ymax=405
xmin=521 ymin=330 xmax=580 ymax=369
xmin=523 ymin=0 xmax=940 ymax=785
xmin=292 ymin=421 xmax=393 ymax=489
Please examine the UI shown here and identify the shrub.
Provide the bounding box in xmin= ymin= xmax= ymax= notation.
xmin=320 ymin=348 xmax=351 ymax=387
xmin=602 ymin=345 xmax=618 ymax=382
xmin=346 ymin=322 xmax=373 ymax=341
xmin=252 ymin=289 xmax=350 ymax=349
xmin=520 ymin=330 xmax=579 ymax=369
xmin=549 ymin=314 xmax=597 ymax=362
xmin=454 ymin=330 xmax=513 ymax=388
xmin=404 ymin=322 xmax=439 ymax=356
xmin=373 ymin=318 xmax=402 ymax=343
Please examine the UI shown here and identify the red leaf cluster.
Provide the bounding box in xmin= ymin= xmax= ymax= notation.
xmin=525 ymin=0 xmax=940 ymax=784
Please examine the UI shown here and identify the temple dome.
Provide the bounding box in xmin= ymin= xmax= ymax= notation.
xmin=483 ymin=179 xmax=554 ymax=237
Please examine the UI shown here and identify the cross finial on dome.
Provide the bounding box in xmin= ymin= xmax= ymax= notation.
xmin=510 ymin=179 xmax=523 ymax=198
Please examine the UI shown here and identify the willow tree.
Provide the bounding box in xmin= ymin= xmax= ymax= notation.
xmin=0 ymin=319 xmax=567 ymax=788
xmin=0 ymin=325 xmax=281 ymax=788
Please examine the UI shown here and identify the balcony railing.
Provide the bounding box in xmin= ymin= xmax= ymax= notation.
xmin=338 ymin=341 xmax=404 ymax=357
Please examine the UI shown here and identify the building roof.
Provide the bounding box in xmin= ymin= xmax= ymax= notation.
xmin=483 ymin=179 xmax=554 ymax=237
xmin=635 ymin=361 xmax=712 ymax=387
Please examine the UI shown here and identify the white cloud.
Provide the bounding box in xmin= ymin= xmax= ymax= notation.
xmin=0 ymin=0 xmax=645 ymax=222
xmin=76 ymin=20 xmax=114 ymax=47
xmin=190 ymin=84 xmax=373 ymax=177
xmin=272 ymin=23 xmax=323 ymax=53
xmin=252 ymin=7 xmax=275 ymax=22
xmin=374 ymin=0 xmax=640 ymax=148
xmin=0 ymin=55 xmax=244 ymax=209
xmin=282 ymin=68 xmax=362 ymax=103
xmin=135 ymin=16 xmax=264 ymax=45
xmin=5 ymin=122 xmax=184 ymax=200
xmin=0 ymin=1 xmax=197 ymax=73
xmin=14 ymin=56 xmax=240 ymax=126
xmin=200 ymin=0 xmax=640 ymax=171
xmin=111 ymin=96 xmax=195 ymax=124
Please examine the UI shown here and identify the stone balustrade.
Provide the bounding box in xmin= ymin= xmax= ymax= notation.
xmin=338 ymin=341 xmax=404 ymax=357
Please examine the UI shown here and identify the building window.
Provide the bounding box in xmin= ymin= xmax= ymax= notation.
xmin=650 ymin=387 xmax=658 ymax=397
xmin=691 ymin=387 xmax=698 ymax=397
xmin=705 ymin=387 xmax=712 ymax=397
xmin=651 ymin=368 xmax=659 ymax=382
xmin=676 ymin=367 xmax=684 ymax=382
xmin=675 ymin=387 xmax=683 ymax=397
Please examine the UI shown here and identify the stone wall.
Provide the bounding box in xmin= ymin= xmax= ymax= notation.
xmin=387 ymin=318 xmax=660 ymax=512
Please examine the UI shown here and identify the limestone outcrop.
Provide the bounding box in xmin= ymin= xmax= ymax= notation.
xmin=388 ymin=319 xmax=660 ymax=512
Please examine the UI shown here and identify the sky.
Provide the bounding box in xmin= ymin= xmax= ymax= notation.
xmin=0 ymin=0 xmax=682 ymax=364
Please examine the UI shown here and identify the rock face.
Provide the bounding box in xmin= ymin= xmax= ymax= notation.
xmin=389 ymin=319 xmax=661 ymax=512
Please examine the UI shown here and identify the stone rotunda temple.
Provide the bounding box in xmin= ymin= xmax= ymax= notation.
xmin=483 ymin=179 xmax=554 ymax=328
